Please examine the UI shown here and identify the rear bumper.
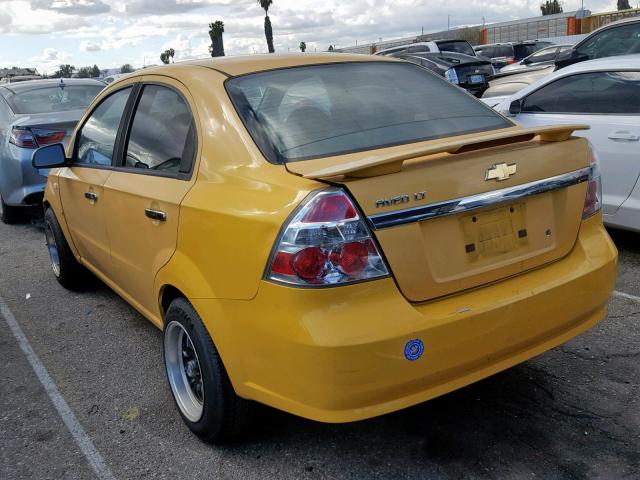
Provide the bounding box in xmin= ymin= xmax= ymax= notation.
xmin=0 ymin=144 xmax=48 ymax=206
xmin=192 ymin=213 xmax=617 ymax=423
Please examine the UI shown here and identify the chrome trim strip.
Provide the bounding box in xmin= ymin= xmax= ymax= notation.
xmin=368 ymin=167 xmax=591 ymax=230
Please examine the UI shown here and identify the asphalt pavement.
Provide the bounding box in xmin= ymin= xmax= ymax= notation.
xmin=1 ymin=217 xmax=639 ymax=480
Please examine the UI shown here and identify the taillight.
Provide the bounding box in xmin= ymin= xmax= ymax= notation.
xmin=9 ymin=127 xmax=65 ymax=148
xmin=9 ymin=127 xmax=37 ymax=148
xmin=32 ymin=128 xmax=66 ymax=146
xmin=506 ymin=57 xmax=517 ymax=64
xmin=267 ymin=189 xmax=389 ymax=286
xmin=583 ymin=143 xmax=602 ymax=219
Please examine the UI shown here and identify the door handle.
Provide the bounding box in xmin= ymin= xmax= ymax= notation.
xmin=608 ymin=131 xmax=640 ymax=141
xmin=145 ymin=208 xmax=167 ymax=221
xmin=84 ymin=191 xmax=98 ymax=201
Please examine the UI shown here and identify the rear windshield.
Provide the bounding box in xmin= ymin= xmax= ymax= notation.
xmin=8 ymin=85 xmax=103 ymax=114
xmin=226 ymin=62 xmax=511 ymax=163
xmin=437 ymin=41 xmax=476 ymax=56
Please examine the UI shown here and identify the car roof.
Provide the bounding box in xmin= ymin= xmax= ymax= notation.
xmin=0 ymin=78 xmax=105 ymax=96
xmin=123 ymin=53 xmax=399 ymax=78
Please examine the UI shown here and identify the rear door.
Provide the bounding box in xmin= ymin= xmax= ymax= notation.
xmin=102 ymin=77 xmax=198 ymax=318
xmin=58 ymin=86 xmax=133 ymax=277
xmin=514 ymin=70 xmax=640 ymax=214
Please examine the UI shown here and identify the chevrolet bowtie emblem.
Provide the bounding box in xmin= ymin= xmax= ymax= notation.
xmin=485 ymin=163 xmax=517 ymax=182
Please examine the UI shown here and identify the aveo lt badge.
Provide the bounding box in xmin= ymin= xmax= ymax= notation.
xmin=486 ymin=162 xmax=517 ymax=182
xmin=404 ymin=339 xmax=424 ymax=361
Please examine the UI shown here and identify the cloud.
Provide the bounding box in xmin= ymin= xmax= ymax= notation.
xmin=80 ymin=40 xmax=101 ymax=51
xmin=30 ymin=0 xmax=110 ymax=15
xmin=124 ymin=0 xmax=234 ymax=16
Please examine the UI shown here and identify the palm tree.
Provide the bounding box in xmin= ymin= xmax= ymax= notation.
xmin=168 ymin=48 xmax=175 ymax=62
xmin=258 ymin=0 xmax=275 ymax=53
xmin=209 ymin=21 xmax=225 ymax=57
xmin=160 ymin=52 xmax=169 ymax=64
xmin=299 ymin=41 xmax=306 ymax=52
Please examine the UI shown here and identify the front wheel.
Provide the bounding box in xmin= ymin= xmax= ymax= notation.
xmin=163 ymin=298 xmax=254 ymax=442
xmin=44 ymin=208 xmax=89 ymax=289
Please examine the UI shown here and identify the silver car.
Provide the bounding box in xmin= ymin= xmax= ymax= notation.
xmin=0 ymin=78 xmax=104 ymax=223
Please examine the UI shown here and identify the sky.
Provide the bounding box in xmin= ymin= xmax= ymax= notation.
xmin=0 ymin=0 xmax=623 ymax=74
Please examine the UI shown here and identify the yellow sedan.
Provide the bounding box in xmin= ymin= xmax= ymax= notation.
xmin=32 ymin=54 xmax=617 ymax=442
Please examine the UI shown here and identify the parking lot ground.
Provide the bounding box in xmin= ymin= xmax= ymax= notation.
xmin=1 ymin=219 xmax=639 ymax=480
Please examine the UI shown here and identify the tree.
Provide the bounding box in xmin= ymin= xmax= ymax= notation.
xmin=160 ymin=48 xmax=175 ymax=64
xmin=90 ymin=64 xmax=100 ymax=78
xmin=258 ymin=0 xmax=275 ymax=53
xmin=299 ymin=41 xmax=306 ymax=52
xmin=328 ymin=45 xmax=334 ymax=52
xmin=209 ymin=20 xmax=225 ymax=57
xmin=617 ymin=0 xmax=631 ymax=10
xmin=120 ymin=64 xmax=134 ymax=74
xmin=52 ymin=64 xmax=75 ymax=78
xmin=76 ymin=66 xmax=93 ymax=78
xmin=540 ymin=0 xmax=563 ymax=15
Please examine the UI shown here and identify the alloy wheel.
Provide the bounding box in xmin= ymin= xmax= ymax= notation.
xmin=164 ymin=320 xmax=205 ymax=422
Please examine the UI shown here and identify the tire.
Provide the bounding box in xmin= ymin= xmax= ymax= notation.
xmin=44 ymin=208 xmax=89 ymax=289
xmin=163 ymin=298 xmax=254 ymax=442
xmin=0 ymin=192 xmax=21 ymax=224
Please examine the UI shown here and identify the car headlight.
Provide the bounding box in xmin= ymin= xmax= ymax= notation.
xmin=444 ymin=68 xmax=459 ymax=85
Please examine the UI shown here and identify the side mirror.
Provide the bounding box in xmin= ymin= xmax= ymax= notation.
xmin=32 ymin=143 xmax=68 ymax=169
xmin=509 ymin=99 xmax=522 ymax=116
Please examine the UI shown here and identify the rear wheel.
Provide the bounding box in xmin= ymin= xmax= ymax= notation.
xmin=163 ymin=298 xmax=254 ymax=442
xmin=0 ymin=193 xmax=21 ymax=224
xmin=44 ymin=208 xmax=88 ymax=289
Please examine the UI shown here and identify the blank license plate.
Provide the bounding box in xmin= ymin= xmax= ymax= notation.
xmin=469 ymin=74 xmax=484 ymax=84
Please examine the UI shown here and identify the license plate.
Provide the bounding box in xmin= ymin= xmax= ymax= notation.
xmin=469 ymin=74 xmax=484 ymax=84
xmin=462 ymin=204 xmax=526 ymax=257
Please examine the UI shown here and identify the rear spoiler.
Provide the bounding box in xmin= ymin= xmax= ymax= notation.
xmin=289 ymin=124 xmax=589 ymax=179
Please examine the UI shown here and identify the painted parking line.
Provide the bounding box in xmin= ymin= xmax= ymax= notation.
xmin=613 ymin=290 xmax=640 ymax=303
xmin=0 ymin=294 xmax=116 ymax=480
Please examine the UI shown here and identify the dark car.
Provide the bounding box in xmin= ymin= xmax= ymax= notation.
xmin=555 ymin=17 xmax=640 ymax=70
xmin=396 ymin=52 xmax=495 ymax=97
xmin=475 ymin=41 xmax=554 ymax=70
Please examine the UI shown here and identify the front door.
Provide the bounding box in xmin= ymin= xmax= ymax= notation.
xmin=103 ymin=79 xmax=198 ymax=319
xmin=58 ymin=86 xmax=133 ymax=277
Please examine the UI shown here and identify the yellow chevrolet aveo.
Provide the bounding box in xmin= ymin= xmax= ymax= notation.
xmin=33 ymin=54 xmax=617 ymax=442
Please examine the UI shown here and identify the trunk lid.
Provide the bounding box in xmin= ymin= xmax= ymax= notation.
xmin=286 ymin=125 xmax=591 ymax=302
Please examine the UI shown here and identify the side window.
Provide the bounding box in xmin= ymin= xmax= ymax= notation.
xmin=522 ymin=71 xmax=640 ymax=114
xmin=483 ymin=47 xmax=495 ymax=57
xmin=497 ymin=46 xmax=514 ymax=57
xmin=76 ymin=87 xmax=131 ymax=166
xmin=527 ymin=47 xmax=558 ymax=63
xmin=577 ymin=24 xmax=640 ymax=59
xmin=124 ymin=85 xmax=196 ymax=175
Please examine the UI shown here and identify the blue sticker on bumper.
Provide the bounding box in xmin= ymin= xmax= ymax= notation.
xmin=404 ymin=339 xmax=424 ymax=361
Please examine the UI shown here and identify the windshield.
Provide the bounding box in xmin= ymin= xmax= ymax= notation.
xmin=8 ymin=85 xmax=103 ymax=114
xmin=226 ymin=62 xmax=511 ymax=163
xmin=437 ymin=41 xmax=476 ymax=56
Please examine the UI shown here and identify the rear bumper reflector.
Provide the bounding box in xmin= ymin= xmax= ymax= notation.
xmin=367 ymin=167 xmax=591 ymax=230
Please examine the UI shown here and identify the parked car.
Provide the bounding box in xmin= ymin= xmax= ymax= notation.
xmin=481 ymin=65 xmax=555 ymax=107
xmin=33 ymin=54 xmax=616 ymax=442
xmin=395 ymin=52 xmax=495 ymax=97
xmin=0 ymin=78 xmax=105 ymax=223
xmin=0 ymin=75 xmax=44 ymax=84
xmin=475 ymin=41 xmax=554 ymax=69
xmin=500 ymin=44 xmax=573 ymax=73
xmin=376 ymin=39 xmax=480 ymax=57
xmin=556 ymin=17 xmax=640 ymax=70
xmin=495 ymin=55 xmax=640 ymax=231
